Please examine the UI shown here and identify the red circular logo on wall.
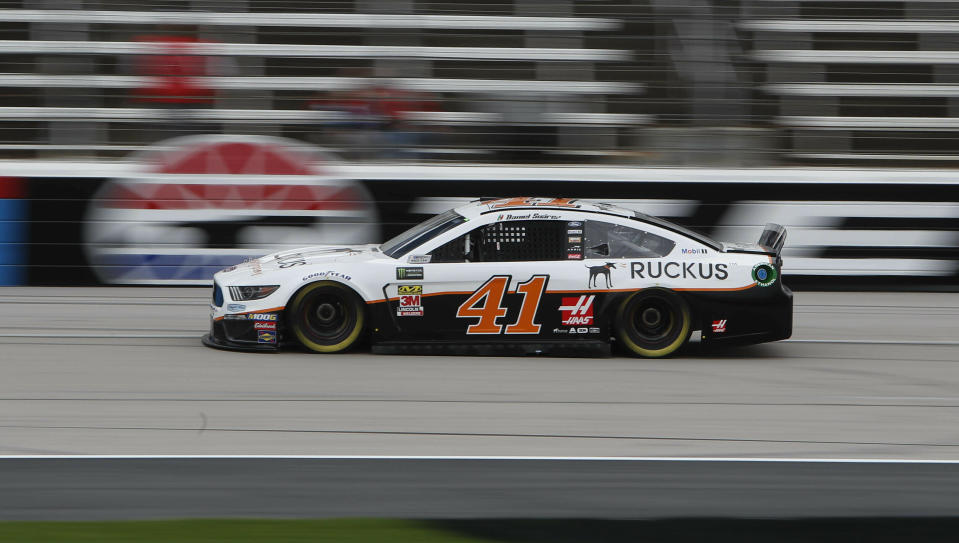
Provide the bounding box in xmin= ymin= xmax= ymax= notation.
xmin=85 ymin=135 xmax=377 ymax=284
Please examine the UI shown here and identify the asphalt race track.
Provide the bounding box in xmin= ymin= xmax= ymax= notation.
xmin=4 ymin=457 xmax=959 ymax=520
xmin=2 ymin=287 xmax=957 ymax=458
xmin=2 ymin=287 xmax=959 ymax=519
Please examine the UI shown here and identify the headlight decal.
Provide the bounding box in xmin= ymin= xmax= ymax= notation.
xmin=229 ymin=285 xmax=280 ymax=301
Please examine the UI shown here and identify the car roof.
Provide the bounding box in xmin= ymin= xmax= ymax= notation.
xmin=454 ymin=197 xmax=634 ymax=219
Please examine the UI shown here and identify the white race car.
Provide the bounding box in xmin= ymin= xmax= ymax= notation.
xmin=204 ymin=197 xmax=792 ymax=357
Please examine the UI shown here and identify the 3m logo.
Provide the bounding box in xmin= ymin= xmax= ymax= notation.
xmin=559 ymin=295 xmax=595 ymax=326
xmin=397 ymin=284 xmax=424 ymax=317
xmin=712 ymin=320 xmax=727 ymax=333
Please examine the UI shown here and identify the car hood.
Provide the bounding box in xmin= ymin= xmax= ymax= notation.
xmin=216 ymin=244 xmax=379 ymax=281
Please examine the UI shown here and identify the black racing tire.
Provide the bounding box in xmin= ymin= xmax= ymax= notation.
xmin=288 ymin=281 xmax=365 ymax=353
xmin=615 ymin=288 xmax=692 ymax=358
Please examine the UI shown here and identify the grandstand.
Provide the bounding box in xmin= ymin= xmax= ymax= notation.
xmin=0 ymin=1 xmax=652 ymax=161
xmin=745 ymin=0 xmax=959 ymax=164
xmin=4 ymin=1 xmax=959 ymax=164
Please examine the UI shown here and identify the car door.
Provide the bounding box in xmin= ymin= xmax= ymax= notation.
xmin=409 ymin=218 xmax=569 ymax=341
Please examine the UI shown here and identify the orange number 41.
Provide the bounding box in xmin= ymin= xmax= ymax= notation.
xmin=456 ymin=275 xmax=548 ymax=334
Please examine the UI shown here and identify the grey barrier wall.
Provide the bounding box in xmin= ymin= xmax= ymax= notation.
xmin=8 ymin=159 xmax=959 ymax=289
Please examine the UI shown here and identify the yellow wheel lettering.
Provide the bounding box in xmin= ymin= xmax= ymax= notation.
xmin=289 ymin=281 xmax=365 ymax=353
xmin=615 ymin=289 xmax=691 ymax=358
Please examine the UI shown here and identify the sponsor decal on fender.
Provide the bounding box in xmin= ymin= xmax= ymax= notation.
xmin=254 ymin=321 xmax=277 ymax=331
xmin=396 ymin=267 xmax=424 ymax=280
xmin=275 ymin=252 xmax=306 ymax=268
xmin=712 ymin=319 xmax=727 ymax=333
xmin=681 ymin=248 xmax=709 ymax=255
xmin=559 ymin=295 xmax=595 ymax=326
xmin=257 ymin=330 xmax=277 ymax=344
xmin=397 ymin=284 xmax=424 ymax=316
xmin=630 ymin=261 xmax=729 ymax=280
xmin=250 ymin=313 xmax=277 ymax=321
xmin=227 ymin=303 xmax=246 ymax=312
xmin=302 ymin=271 xmax=352 ymax=282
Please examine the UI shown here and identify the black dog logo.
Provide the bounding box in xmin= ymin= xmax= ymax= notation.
xmin=587 ymin=263 xmax=617 ymax=288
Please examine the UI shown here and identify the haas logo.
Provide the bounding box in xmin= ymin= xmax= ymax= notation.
xmin=559 ymin=295 xmax=595 ymax=326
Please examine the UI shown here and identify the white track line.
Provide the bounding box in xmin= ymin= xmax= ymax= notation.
xmin=785 ymin=339 xmax=959 ymax=346
xmin=1 ymin=334 xmax=957 ymax=345
xmin=2 ymin=454 xmax=959 ymax=463
xmin=0 ymin=333 xmax=201 ymax=338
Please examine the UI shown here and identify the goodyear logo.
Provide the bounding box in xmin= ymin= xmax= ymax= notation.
xmin=398 ymin=285 xmax=422 ymax=295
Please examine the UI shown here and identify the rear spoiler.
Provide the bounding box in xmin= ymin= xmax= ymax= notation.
xmin=757 ymin=223 xmax=787 ymax=256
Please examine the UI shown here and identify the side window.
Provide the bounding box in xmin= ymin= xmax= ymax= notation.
xmin=585 ymin=221 xmax=675 ymax=259
xmin=478 ymin=220 xmax=566 ymax=262
xmin=429 ymin=220 xmax=567 ymax=262
xmin=430 ymin=232 xmax=473 ymax=263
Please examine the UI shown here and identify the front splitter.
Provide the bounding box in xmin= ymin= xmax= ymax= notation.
xmin=201 ymin=333 xmax=280 ymax=353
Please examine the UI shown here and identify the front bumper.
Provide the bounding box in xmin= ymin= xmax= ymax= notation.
xmin=203 ymin=314 xmax=284 ymax=352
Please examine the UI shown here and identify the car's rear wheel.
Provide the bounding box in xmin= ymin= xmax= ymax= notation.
xmin=288 ymin=281 xmax=365 ymax=353
xmin=615 ymin=288 xmax=691 ymax=358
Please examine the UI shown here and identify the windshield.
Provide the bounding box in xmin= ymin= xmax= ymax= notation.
xmin=381 ymin=210 xmax=467 ymax=258
xmin=632 ymin=211 xmax=721 ymax=251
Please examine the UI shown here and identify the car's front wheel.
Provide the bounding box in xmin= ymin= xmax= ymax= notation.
xmin=615 ymin=288 xmax=691 ymax=358
xmin=288 ymin=281 xmax=365 ymax=353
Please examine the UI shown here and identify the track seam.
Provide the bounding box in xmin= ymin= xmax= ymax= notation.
xmin=4 ymin=424 xmax=959 ymax=448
